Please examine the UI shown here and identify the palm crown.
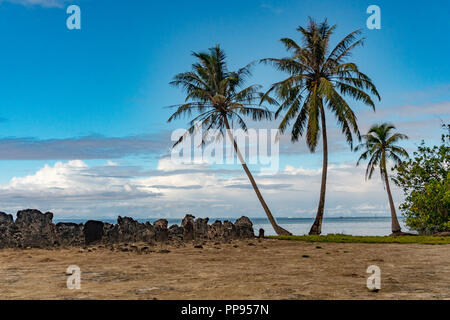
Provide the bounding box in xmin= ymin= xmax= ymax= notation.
xmin=356 ymin=123 xmax=409 ymax=180
xmin=261 ymin=19 xmax=381 ymax=235
xmin=356 ymin=123 xmax=409 ymax=234
xmin=168 ymin=45 xmax=291 ymax=236
xmin=168 ymin=45 xmax=273 ymax=145
xmin=261 ymin=18 xmax=380 ymax=150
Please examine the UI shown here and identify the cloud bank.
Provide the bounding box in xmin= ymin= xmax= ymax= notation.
xmin=0 ymin=133 xmax=172 ymax=160
xmin=0 ymin=100 xmax=445 ymax=220
xmin=0 ymin=158 xmax=402 ymax=220
xmin=1 ymin=0 xmax=70 ymax=8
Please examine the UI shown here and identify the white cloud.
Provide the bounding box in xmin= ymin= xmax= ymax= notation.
xmin=1 ymin=0 xmax=69 ymax=8
xmin=260 ymin=3 xmax=283 ymax=15
xmin=284 ymin=165 xmax=320 ymax=176
xmin=0 ymin=160 xmax=160 ymax=216
xmin=0 ymin=158 xmax=403 ymax=220
xmin=362 ymin=101 xmax=450 ymax=122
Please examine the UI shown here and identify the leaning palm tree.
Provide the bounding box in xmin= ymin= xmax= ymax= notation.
xmin=355 ymin=123 xmax=409 ymax=234
xmin=168 ymin=45 xmax=291 ymax=236
xmin=261 ymin=18 xmax=380 ymax=235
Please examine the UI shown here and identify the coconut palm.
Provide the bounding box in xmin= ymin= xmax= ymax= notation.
xmin=261 ymin=18 xmax=380 ymax=235
xmin=168 ymin=45 xmax=291 ymax=236
xmin=355 ymin=123 xmax=409 ymax=234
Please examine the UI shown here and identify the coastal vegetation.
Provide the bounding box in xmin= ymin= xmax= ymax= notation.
xmin=269 ymin=234 xmax=450 ymax=245
xmin=167 ymin=19 xmax=447 ymax=237
xmin=167 ymin=45 xmax=291 ymax=236
xmin=392 ymin=125 xmax=449 ymax=234
xmin=355 ymin=123 xmax=409 ymax=234
xmin=260 ymin=19 xmax=380 ymax=235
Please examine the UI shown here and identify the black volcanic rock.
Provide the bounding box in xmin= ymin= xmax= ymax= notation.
xmin=103 ymin=222 xmax=119 ymax=243
xmin=258 ymin=228 xmax=265 ymax=238
xmin=153 ymin=219 xmax=169 ymax=243
xmin=208 ymin=220 xmax=224 ymax=240
xmin=15 ymin=209 xmax=56 ymax=247
xmin=142 ymin=222 xmax=156 ymax=244
xmin=0 ymin=209 xmax=255 ymax=248
xmin=168 ymin=224 xmax=184 ymax=241
xmin=0 ymin=212 xmax=13 ymax=224
xmin=117 ymin=216 xmax=155 ymax=244
xmin=235 ymin=216 xmax=254 ymax=239
xmin=55 ymin=222 xmax=84 ymax=246
xmin=84 ymin=220 xmax=104 ymax=245
xmin=223 ymin=220 xmax=237 ymax=240
xmin=181 ymin=214 xmax=195 ymax=241
xmin=0 ymin=212 xmax=19 ymax=248
xmin=194 ymin=217 xmax=209 ymax=240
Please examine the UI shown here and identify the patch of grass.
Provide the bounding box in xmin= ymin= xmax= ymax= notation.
xmin=267 ymin=234 xmax=450 ymax=245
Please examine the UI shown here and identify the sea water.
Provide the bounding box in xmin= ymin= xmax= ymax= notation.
xmin=55 ymin=216 xmax=411 ymax=236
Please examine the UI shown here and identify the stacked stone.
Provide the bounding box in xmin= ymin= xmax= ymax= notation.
xmin=0 ymin=209 xmax=255 ymax=248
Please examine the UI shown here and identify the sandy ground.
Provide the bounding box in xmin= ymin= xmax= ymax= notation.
xmin=0 ymin=239 xmax=449 ymax=300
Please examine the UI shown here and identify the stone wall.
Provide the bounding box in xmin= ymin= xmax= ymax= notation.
xmin=0 ymin=209 xmax=255 ymax=248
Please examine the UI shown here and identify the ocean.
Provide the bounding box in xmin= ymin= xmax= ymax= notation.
xmin=54 ymin=216 xmax=411 ymax=237
xmin=252 ymin=217 xmax=411 ymax=236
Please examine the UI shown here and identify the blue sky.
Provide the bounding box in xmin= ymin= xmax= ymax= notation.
xmin=0 ymin=0 xmax=448 ymax=221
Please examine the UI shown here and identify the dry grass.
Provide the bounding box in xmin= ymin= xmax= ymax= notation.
xmin=0 ymin=239 xmax=449 ymax=300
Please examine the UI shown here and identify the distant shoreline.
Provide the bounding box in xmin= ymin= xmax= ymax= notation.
xmin=52 ymin=216 xmax=395 ymax=223
xmin=51 ymin=216 xmax=405 ymax=237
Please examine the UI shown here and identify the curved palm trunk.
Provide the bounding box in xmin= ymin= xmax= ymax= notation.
xmin=309 ymin=102 xmax=328 ymax=235
xmin=223 ymin=116 xmax=291 ymax=236
xmin=382 ymin=157 xmax=402 ymax=234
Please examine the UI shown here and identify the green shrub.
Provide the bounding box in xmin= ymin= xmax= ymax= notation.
xmin=392 ymin=125 xmax=449 ymax=234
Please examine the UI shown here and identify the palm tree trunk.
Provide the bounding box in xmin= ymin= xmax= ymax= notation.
xmin=223 ymin=116 xmax=291 ymax=236
xmin=309 ymin=101 xmax=328 ymax=235
xmin=382 ymin=157 xmax=402 ymax=234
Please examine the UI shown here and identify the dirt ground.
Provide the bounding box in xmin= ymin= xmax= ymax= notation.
xmin=0 ymin=239 xmax=449 ymax=300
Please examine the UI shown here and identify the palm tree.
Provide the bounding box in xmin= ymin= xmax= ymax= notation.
xmin=168 ymin=45 xmax=291 ymax=236
xmin=355 ymin=123 xmax=409 ymax=234
xmin=261 ymin=19 xmax=380 ymax=235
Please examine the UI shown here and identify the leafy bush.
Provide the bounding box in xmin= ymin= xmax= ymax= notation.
xmin=392 ymin=125 xmax=449 ymax=234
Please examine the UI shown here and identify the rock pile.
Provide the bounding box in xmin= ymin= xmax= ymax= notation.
xmin=0 ymin=209 xmax=255 ymax=248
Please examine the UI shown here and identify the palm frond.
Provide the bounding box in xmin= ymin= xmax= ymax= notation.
xmin=261 ymin=19 xmax=379 ymax=152
xmin=356 ymin=123 xmax=409 ymax=180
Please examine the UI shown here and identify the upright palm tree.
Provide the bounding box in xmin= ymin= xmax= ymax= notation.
xmin=355 ymin=123 xmax=409 ymax=234
xmin=168 ymin=45 xmax=291 ymax=236
xmin=261 ymin=19 xmax=380 ymax=235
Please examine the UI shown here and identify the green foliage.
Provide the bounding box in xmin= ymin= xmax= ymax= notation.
xmin=392 ymin=125 xmax=450 ymax=234
xmin=355 ymin=123 xmax=408 ymax=180
xmin=268 ymin=234 xmax=450 ymax=245
xmin=168 ymin=45 xmax=273 ymax=146
xmin=261 ymin=18 xmax=380 ymax=151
